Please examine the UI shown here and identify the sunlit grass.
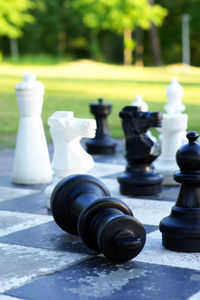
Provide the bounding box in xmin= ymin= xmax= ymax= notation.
xmin=0 ymin=59 xmax=200 ymax=148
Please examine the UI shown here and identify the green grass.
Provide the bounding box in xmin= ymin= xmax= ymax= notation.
xmin=0 ymin=58 xmax=200 ymax=148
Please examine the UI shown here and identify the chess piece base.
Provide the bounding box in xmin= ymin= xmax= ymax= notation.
xmin=12 ymin=176 xmax=52 ymax=185
xmin=160 ymin=205 xmax=200 ymax=252
xmin=162 ymin=235 xmax=200 ymax=252
xmin=86 ymin=139 xmax=116 ymax=154
xmin=118 ymin=169 xmax=163 ymax=196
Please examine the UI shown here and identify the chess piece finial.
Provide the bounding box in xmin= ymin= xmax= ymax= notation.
xmin=24 ymin=72 xmax=37 ymax=81
xmin=165 ymin=77 xmax=185 ymax=114
xmin=86 ymin=98 xmax=116 ymax=154
xmin=159 ymin=131 xmax=200 ymax=251
xmin=117 ymin=106 xmax=163 ymax=195
xmin=131 ymin=95 xmax=148 ymax=112
xmin=51 ymin=174 xmax=146 ymax=261
xmin=12 ymin=73 xmax=52 ymax=184
xmin=45 ymin=111 xmax=96 ymax=209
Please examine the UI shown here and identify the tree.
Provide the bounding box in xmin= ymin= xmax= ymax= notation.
xmin=20 ymin=0 xmax=62 ymax=56
xmin=0 ymin=0 xmax=34 ymax=38
xmin=157 ymin=0 xmax=200 ymax=66
xmin=0 ymin=0 xmax=34 ymax=58
xmin=69 ymin=0 xmax=167 ymax=65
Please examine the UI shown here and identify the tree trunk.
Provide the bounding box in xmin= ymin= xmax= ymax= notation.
xmin=90 ymin=30 xmax=101 ymax=61
xmin=123 ymin=29 xmax=132 ymax=65
xmin=135 ymin=27 xmax=144 ymax=66
xmin=149 ymin=24 xmax=162 ymax=66
xmin=10 ymin=38 xmax=19 ymax=58
xmin=148 ymin=0 xmax=162 ymax=66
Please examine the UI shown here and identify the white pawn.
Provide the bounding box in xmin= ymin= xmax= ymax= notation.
xmin=155 ymin=78 xmax=188 ymax=185
xmin=131 ymin=94 xmax=149 ymax=112
xmin=131 ymin=95 xmax=157 ymax=142
xmin=45 ymin=111 xmax=96 ymax=209
xmin=12 ymin=73 xmax=53 ymax=184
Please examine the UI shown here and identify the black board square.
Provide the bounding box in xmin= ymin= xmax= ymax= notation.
xmin=0 ymin=191 xmax=51 ymax=215
xmin=0 ymin=221 xmax=96 ymax=255
xmin=7 ymin=256 xmax=200 ymax=300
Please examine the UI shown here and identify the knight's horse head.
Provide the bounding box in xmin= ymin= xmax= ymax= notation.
xmin=119 ymin=106 xmax=162 ymax=136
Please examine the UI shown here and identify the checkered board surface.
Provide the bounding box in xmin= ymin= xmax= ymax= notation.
xmin=0 ymin=156 xmax=200 ymax=300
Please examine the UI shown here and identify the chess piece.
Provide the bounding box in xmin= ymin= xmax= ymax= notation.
xmin=155 ymin=78 xmax=188 ymax=185
xmin=131 ymin=95 xmax=149 ymax=112
xmin=131 ymin=95 xmax=157 ymax=143
xmin=118 ymin=106 xmax=163 ymax=195
xmin=160 ymin=131 xmax=200 ymax=252
xmin=45 ymin=111 xmax=96 ymax=209
xmin=165 ymin=77 xmax=185 ymax=114
xmin=51 ymin=174 xmax=146 ymax=261
xmin=86 ymin=98 xmax=116 ymax=154
xmin=165 ymin=77 xmax=187 ymax=145
xmin=12 ymin=73 xmax=52 ymax=184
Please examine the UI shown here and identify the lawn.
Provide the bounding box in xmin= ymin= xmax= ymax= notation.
xmin=0 ymin=58 xmax=200 ymax=148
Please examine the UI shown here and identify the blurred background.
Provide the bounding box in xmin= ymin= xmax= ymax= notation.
xmin=0 ymin=0 xmax=198 ymax=66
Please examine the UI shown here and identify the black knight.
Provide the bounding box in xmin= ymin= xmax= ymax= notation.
xmin=118 ymin=106 xmax=163 ymax=195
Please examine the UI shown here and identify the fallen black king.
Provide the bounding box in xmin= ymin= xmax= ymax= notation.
xmin=51 ymin=174 xmax=146 ymax=261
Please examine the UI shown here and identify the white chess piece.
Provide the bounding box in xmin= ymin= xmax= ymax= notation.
xmin=12 ymin=73 xmax=53 ymax=184
xmin=131 ymin=95 xmax=157 ymax=142
xmin=155 ymin=78 xmax=188 ymax=185
xmin=131 ymin=95 xmax=149 ymax=112
xmin=45 ymin=111 xmax=96 ymax=209
xmin=165 ymin=77 xmax=185 ymax=114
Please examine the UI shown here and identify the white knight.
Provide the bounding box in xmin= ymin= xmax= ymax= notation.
xmin=45 ymin=111 xmax=96 ymax=209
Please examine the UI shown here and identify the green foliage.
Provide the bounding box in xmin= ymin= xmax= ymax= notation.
xmin=70 ymin=0 xmax=167 ymax=33
xmin=124 ymin=38 xmax=135 ymax=51
xmin=19 ymin=0 xmax=62 ymax=55
xmin=68 ymin=0 xmax=167 ymax=63
xmin=0 ymin=0 xmax=34 ymax=38
xmin=3 ymin=0 xmax=200 ymax=66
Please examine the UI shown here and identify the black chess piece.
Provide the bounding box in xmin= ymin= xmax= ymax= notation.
xmin=118 ymin=106 xmax=163 ymax=196
xmin=51 ymin=174 xmax=146 ymax=261
xmin=160 ymin=131 xmax=200 ymax=252
xmin=86 ymin=98 xmax=116 ymax=154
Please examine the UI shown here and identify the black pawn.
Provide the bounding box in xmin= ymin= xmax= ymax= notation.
xmin=86 ymin=98 xmax=116 ymax=154
xmin=160 ymin=131 xmax=200 ymax=252
xmin=118 ymin=106 xmax=163 ymax=196
xmin=51 ymin=174 xmax=146 ymax=261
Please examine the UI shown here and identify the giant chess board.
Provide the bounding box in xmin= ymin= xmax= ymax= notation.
xmin=0 ymin=147 xmax=200 ymax=300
